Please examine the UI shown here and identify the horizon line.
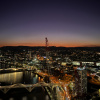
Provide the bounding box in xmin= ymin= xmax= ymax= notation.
xmin=0 ymin=45 xmax=100 ymax=48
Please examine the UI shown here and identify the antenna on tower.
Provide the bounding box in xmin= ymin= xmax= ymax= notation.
xmin=45 ymin=37 xmax=48 ymax=47
xmin=45 ymin=37 xmax=49 ymax=58
xmin=45 ymin=37 xmax=49 ymax=74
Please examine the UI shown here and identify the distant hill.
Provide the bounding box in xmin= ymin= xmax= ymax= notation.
xmin=0 ymin=46 xmax=100 ymax=52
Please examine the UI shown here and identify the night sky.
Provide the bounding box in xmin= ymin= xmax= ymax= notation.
xmin=0 ymin=0 xmax=100 ymax=47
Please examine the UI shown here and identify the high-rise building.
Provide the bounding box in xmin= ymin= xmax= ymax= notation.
xmin=29 ymin=51 xmax=32 ymax=59
xmin=28 ymin=50 xmax=32 ymax=60
xmin=74 ymin=67 xmax=87 ymax=99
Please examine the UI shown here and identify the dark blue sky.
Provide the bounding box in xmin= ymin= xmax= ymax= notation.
xmin=0 ymin=0 xmax=100 ymax=47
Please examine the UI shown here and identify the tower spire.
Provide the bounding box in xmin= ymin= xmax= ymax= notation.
xmin=45 ymin=37 xmax=49 ymax=74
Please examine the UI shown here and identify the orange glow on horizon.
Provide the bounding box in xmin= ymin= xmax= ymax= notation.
xmin=0 ymin=40 xmax=100 ymax=47
xmin=0 ymin=43 xmax=100 ymax=47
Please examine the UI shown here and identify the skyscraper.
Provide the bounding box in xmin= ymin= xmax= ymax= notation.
xmin=74 ymin=67 xmax=87 ymax=99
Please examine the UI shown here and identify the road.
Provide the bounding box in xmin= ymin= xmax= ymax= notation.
xmin=38 ymin=71 xmax=73 ymax=100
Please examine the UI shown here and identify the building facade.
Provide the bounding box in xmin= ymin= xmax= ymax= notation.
xmin=74 ymin=67 xmax=87 ymax=98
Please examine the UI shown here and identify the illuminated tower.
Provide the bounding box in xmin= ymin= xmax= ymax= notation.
xmin=45 ymin=37 xmax=49 ymax=58
xmin=45 ymin=37 xmax=49 ymax=73
xmin=74 ymin=67 xmax=87 ymax=99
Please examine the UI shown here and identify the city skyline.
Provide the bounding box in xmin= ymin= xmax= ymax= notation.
xmin=0 ymin=0 xmax=100 ymax=47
